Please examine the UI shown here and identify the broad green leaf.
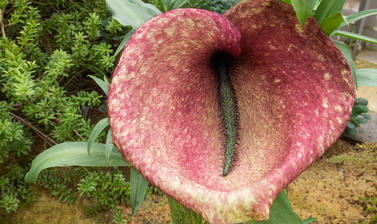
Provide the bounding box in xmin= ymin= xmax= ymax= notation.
xmin=130 ymin=167 xmax=149 ymax=218
xmin=340 ymin=9 xmax=377 ymax=28
xmin=314 ymin=0 xmax=345 ymax=25
xmin=106 ymin=0 xmax=161 ymax=28
xmin=356 ymin=68 xmax=377 ymax=88
xmin=333 ymin=40 xmax=357 ymax=89
xmin=115 ymin=29 xmax=136 ymax=57
xmin=105 ymin=129 xmax=115 ymax=164
xmin=89 ymin=75 xmax=109 ymax=96
xmin=103 ymin=75 xmax=110 ymax=85
xmin=25 ymin=142 xmax=130 ymax=184
xmin=332 ymin=30 xmax=377 ymax=45
xmin=291 ymin=0 xmax=318 ymax=26
xmin=87 ymin=118 xmax=109 ymax=155
xmin=245 ymin=191 xmax=302 ymax=224
xmin=321 ymin=13 xmax=344 ymax=35
xmin=168 ymin=196 xmax=202 ymax=224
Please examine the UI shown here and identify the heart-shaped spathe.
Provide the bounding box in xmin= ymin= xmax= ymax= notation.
xmin=108 ymin=0 xmax=355 ymax=223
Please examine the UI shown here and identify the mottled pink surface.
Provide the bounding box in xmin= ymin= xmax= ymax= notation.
xmin=108 ymin=0 xmax=355 ymax=223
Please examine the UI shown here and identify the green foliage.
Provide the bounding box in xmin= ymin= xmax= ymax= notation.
xmin=78 ymin=170 xmax=131 ymax=208
xmin=245 ymin=191 xmax=307 ymax=224
xmin=37 ymin=167 xmax=157 ymax=222
xmin=0 ymin=0 xmax=131 ymax=213
xmin=341 ymin=9 xmax=377 ymax=27
xmin=0 ymin=101 xmax=32 ymax=164
xmin=25 ymin=142 xmax=130 ymax=184
xmin=356 ymin=68 xmax=377 ymax=88
xmin=192 ymin=0 xmax=240 ymax=14
xmin=168 ymin=196 xmax=203 ymax=224
xmin=0 ymin=164 xmax=34 ymax=213
xmin=313 ymin=0 xmax=345 ymax=26
xmin=106 ymin=0 xmax=161 ymax=28
xmin=291 ymin=0 xmax=318 ymax=26
xmin=113 ymin=206 xmax=127 ymax=224
xmin=38 ymin=169 xmax=78 ymax=203
xmin=345 ymin=98 xmax=371 ymax=136
xmin=130 ymin=167 xmax=149 ymax=217
xmin=159 ymin=0 xmax=191 ymax=12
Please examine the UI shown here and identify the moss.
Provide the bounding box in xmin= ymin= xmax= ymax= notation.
xmin=327 ymin=143 xmax=377 ymax=169
xmin=360 ymin=196 xmax=377 ymax=224
xmin=0 ymin=187 xmax=111 ymax=224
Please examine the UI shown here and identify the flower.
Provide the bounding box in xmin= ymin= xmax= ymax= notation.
xmin=108 ymin=0 xmax=354 ymax=223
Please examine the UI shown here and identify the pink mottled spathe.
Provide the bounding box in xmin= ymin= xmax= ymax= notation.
xmin=108 ymin=0 xmax=355 ymax=223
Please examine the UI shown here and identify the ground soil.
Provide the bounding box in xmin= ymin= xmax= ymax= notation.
xmin=288 ymin=139 xmax=377 ymax=224
xmin=2 ymin=139 xmax=376 ymax=224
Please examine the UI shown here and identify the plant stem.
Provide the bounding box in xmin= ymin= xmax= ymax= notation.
xmin=10 ymin=112 xmax=57 ymax=146
xmin=0 ymin=9 xmax=6 ymax=39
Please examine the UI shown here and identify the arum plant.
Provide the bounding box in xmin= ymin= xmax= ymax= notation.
xmin=26 ymin=0 xmax=377 ymax=223
xmin=107 ymin=0 xmax=354 ymax=223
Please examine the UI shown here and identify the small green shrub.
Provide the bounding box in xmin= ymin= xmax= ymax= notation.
xmin=37 ymin=167 xmax=157 ymax=222
xmin=345 ymin=98 xmax=371 ymax=136
xmin=0 ymin=164 xmax=34 ymax=213
xmin=77 ymin=170 xmax=132 ymax=208
xmin=0 ymin=0 xmax=129 ymax=213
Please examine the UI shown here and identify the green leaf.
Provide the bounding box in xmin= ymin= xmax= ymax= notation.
xmin=353 ymin=104 xmax=369 ymax=114
xmin=25 ymin=142 xmax=130 ymax=184
xmin=332 ymin=30 xmax=377 ymax=45
xmin=340 ymin=9 xmax=377 ymax=28
xmin=105 ymin=129 xmax=115 ymax=164
xmin=168 ymin=196 xmax=202 ymax=224
xmin=89 ymin=75 xmax=110 ymax=96
xmin=347 ymin=120 xmax=358 ymax=128
xmin=115 ymin=29 xmax=136 ymax=57
xmin=355 ymin=117 xmax=368 ymax=124
xmin=356 ymin=97 xmax=369 ymax=106
xmin=87 ymin=118 xmax=109 ymax=155
xmin=333 ymin=40 xmax=357 ymax=89
xmin=313 ymin=0 xmax=345 ymax=25
xmin=170 ymin=0 xmax=191 ymax=10
xmin=245 ymin=191 xmax=302 ymax=224
xmin=356 ymin=68 xmax=377 ymax=88
xmin=106 ymin=0 xmax=161 ymax=28
xmin=130 ymin=167 xmax=149 ymax=218
xmin=160 ymin=0 xmax=170 ymax=12
xmin=161 ymin=0 xmax=190 ymax=12
xmin=291 ymin=0 xmax=318 ymax=26
xmin=362 ymin=113 xmax=371 ymax=120
xmin=321 ymin=12 xmax=344 ymax=35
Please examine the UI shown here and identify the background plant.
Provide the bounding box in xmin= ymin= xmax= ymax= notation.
xmin=0 ymin=0 xmax=132 ymax=215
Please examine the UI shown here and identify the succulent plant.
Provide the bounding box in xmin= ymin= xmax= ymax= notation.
xmin=108 ymin=0 xmax=355 ymax=223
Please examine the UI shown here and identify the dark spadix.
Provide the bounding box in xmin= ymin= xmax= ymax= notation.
xmin=108 ymin=0 xmax=355 ymax=223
